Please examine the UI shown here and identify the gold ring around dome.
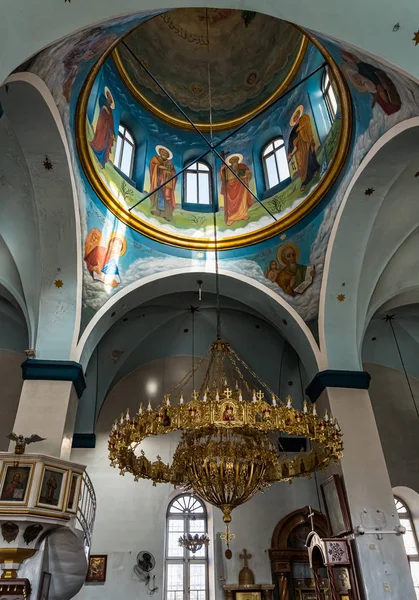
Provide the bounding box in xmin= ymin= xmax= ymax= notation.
xmin=76 ymin=22 xmax=352 ymax=251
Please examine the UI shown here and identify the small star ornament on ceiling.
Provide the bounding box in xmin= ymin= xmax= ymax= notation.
xmin=364 ymin=187 xmax=375 ymax=196
xmin=337 ymin=294 xmax=345 ymax=302
xmin=280 ymin=233 xmax=287 ymax=240
xmin=413 ymin=30 xmax=419 ymax=45
xmin=43 ymin=156 xmax=53 ymax=171
xmin=54 ymin=279 xmax=63 ymax=289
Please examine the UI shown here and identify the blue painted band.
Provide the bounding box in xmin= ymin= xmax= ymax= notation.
xmin=72 ymin=433 xmax=96 ymax=449
xmin=21 ymin=359 xmax=86 ymax=399
xmin=305 ymin=369 xmax=371 ymax=402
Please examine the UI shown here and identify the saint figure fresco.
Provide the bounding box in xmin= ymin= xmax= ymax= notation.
xmin=149 ymin=146 xmax=177 ymax=222
xmin=89 ymin=87 xmax=116 ymax=168
xmin=84 ymin=228 xmax=126 ymax=288
xmin=287 ymin=106 xmax=320 ymax=191
xmin=340 ymin=51 xmax=401 ymax=116
xmin=220 ymin=154 xmax=253 ymax=226
xmin=265 ymin=242 xmax=315 ymax=297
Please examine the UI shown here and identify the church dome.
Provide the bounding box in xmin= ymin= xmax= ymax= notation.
xmin=76 ymin=8 xmax=351 ymax=250
xmin=113 ymin=9 xmax=307 ymax=131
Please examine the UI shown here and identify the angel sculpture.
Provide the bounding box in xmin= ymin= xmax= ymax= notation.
xmin=7 ymin=433 xmax=46 ymax=455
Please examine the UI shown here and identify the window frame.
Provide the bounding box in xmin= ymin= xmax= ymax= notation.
xmin=165 ymin=494 xmax=209 ymax=600
xmin=322 ymin=67 xmax=338 ymax=125
xmin=262 ymin=137 xmax=290 ymax=192
xmin=183 ymin=160 xmax=213 ymax=211
xmin=395 ymin=496 xmax=419 ymax=595
xmin=114 ymin=124 xmax=135 ymax=179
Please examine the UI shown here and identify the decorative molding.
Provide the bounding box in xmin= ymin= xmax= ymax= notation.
xmin=72 ymin=433 xmax=96 ymax=449
xmin=21 ymin=359 xmax=86 ymax=399
xmin=305 ymin=369 xmax=371 ymax=402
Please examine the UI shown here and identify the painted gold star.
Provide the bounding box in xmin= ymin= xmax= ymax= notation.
xmin=337 ymin=294 xmax=345 ymax=302
xmin=197 ymin=252 xmax=204 ymax=259
xmin=43 ymin=157 xmax=53 ymax=171
xmin=364 ymin=187 xmax=375 ymax=196
xmin=280 ymin=233 xmax=287 ymax=240
xmin=413 ymin=30 xmax=419 ymax=45
xmin=54 ymin=279 xmax=63 ymax=288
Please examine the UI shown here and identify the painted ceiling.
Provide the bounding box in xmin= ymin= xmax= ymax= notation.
xmin=115 ymin=9 xmax=305 ymax=129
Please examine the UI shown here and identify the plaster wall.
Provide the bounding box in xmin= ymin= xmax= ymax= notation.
xmin=0 ymin=349 xmax=25 ymax=451
xmin=72 ymin=357 xmax=320 ymax=600
xmin=366 ymin=362 xmax=419 ymax=494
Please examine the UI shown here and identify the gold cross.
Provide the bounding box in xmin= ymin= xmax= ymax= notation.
xmin=193 ymin=390 xmax=198 ymax=400
xmin=224 ymin=388 xmax=232 ymax=398
xmin=240 ymin=548 xmax=252 ymax=568
xmin=256 ymin=390 xmax=264 ymax=401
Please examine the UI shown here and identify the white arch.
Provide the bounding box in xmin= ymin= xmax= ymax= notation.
xmin=75 ymin=267 xmax=321 ymax=377
xmin=1 ymin=74 xmax=82 ymax=359
xmin=319 ymin=117 xmax=419 ymax=370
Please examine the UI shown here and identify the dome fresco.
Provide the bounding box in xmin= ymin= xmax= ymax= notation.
xmin=114 ymin=9 xmax=306 ymax=130
xmin=12 ymin=8 xmax=419 ymax=330
xmin=77 ymin=11 xmax=351 ymax=249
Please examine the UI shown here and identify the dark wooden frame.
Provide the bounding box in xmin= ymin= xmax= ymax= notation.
xmin=321 ymin=474 xmax=351 ymax=537
xmin=86 ymin=555 xmax=108 ymax=584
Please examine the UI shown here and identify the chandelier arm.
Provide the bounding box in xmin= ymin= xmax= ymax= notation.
xmin=230 ymin=347 xmax=279 ymax=401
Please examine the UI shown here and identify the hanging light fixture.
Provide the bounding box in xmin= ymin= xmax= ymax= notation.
xmin=178 ymin=532 xmax=210 ymax=554
xmin=108 ymin=10 xmax=343 ymax=559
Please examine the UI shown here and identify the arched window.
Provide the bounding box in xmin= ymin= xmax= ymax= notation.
xmin=114 ymin=124 xmax=135 ymax=178
xmin=395 ymin=496 xmax=419 ymax=595
xmin=262 ymin=138 xmax=290 ymax=190
xmin=184 ymin=161 xmax=212 ymax=206
xmin=322 ymin=67 xmax=338 ymax=124
xmin=165 ymin=494 xmax=208 ymax=600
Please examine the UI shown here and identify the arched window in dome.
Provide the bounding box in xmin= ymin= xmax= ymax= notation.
xmin=394 ymin=496 xmax=419 ymax=595
xmin=322 ymin=67 xmax=338 ymax=125
xmin=184 ymin=161 xmax=212 ymax=208
xmin=114 ymin=124 xmax=135 ymax=179
xmin=165 ymin=494 xmax=208 ymax=600
xmin=262 ymin=138 xmax=290 ymax=191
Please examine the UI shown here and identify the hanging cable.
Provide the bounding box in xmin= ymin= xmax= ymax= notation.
xmin=384 ymin=314 xmax=419 ymax=421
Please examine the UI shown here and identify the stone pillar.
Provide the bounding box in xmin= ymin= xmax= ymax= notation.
xmin=306 ymin=371 xmax=416 ymax=600
xmin=10 ymin=360 xmax=86 ymax=459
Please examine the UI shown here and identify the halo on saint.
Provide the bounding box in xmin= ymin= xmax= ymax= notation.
xmin=277 ymin=241 xmax=300 ymax=267
xmin=226 ymin=153 xmax=243 ymax=164
xmin=104 ymin=86 xmax=115 ymax=109
xmin=156 ymin=145 xmax=173 ymax=160
xmin=107 ymin=232 xmax=127 ymax=257
xmin=289 ymin=104 xmax=304 ymax=126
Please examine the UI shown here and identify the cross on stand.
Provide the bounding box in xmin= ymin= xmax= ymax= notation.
xmin=240 ymin=549 xmax=252 ymax=569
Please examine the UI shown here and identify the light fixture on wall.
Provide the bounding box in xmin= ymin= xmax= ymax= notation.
xmin=108 ymin=10 xmax=343 ymax=560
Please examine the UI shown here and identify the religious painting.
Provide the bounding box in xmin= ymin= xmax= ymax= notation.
xmin=340 ymin=51 xmax=401 ymax=116
xmin=287 ymin=105 xmax=321 ymax=192
xmin=89 ymin=86 xmax=116 ymax=168
xmin=86 ymin=555 xmax=108 ymax=584
xmin=219 ymin=154 xmax=253 ymax=226
xmin=321 ymin=475 xmax=351 ymax=537
xmin=38 ymin=572 xmax=51 ymax=600
xmin=148 ymin=146 xmax=177 ymax=222
xmin=37 ymin=466 xmax=68 ymax=511
xmin=66 ymin=472 xmax=82 ymax=513
xmin=222 ymin=403 xmax=235 ymax=422
xmin=265 ymin=242 xmax=315 ymax=297
xmin=84 ymin=228 xmax=126 ymax=288
xmin=0 ymin=463 xmax=33 ymax=505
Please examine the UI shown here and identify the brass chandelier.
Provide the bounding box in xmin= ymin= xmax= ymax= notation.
xmin=109 ymin=340 xmax=343 ymax=557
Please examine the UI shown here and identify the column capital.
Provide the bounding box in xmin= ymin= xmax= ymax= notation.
xmin=305 ymin=369 xmax=371 ymax=402
xmin=21 ymin=359 xmax=86 ymax=399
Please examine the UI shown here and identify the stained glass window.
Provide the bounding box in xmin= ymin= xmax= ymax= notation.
xmin=395 ymin=496 xmax=419 ymax=598
xmin=262 ymin=138 xmax=290 ymax=190
xmin=114 ymin=125 xmax=135 ymax=178
xmin=166 ymin=494 xmax=208 ymax=600
xmin=322 ymin=67 xmax=338 ymax=126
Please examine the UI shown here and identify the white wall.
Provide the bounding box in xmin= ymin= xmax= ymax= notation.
xmin=72 ymin=357 xmax=320 ymax=600
xmin=366 ymin=362 xmax=419 ymax=494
